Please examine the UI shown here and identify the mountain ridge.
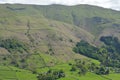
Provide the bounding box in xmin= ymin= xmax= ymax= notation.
xmin=0 ymin=3 xmax=120 ymax=58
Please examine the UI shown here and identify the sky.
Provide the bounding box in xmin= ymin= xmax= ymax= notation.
xmin=0 ymin=0 xmax=120 ymax=11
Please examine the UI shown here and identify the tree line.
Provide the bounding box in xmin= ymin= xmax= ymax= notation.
xmin=73 ymin=36 xmax=120 ymax=73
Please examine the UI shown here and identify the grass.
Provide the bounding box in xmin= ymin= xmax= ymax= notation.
xmin=16 ymin=71 xmax=37 ymax=80
xmin=0 ymin=66 xmax=37 ymax=80
xmin=0 ymin=62 xmax=120 ymax=80
xmin=103 ymin=73 xmax=120 ymax=80
xmin=59 ymin=72 xmax=106 ymax=80
xmin=0 ymin=70 xmax=16 ymax=80
xmin=88 ymin=58 xmax=100 ymax=65
xmin=34 ymin=56 xmax=119 ymax=80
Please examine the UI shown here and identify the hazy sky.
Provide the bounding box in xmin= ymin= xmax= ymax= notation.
xmin=0 ymin=0 xmax=120 ymax=10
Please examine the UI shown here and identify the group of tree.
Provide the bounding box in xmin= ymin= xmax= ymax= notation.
xmin=0 ymin=38 xmax=30 ymax=68
xmin=73 ymin=36 xmax=120 ymax=73
xmin=0 ymin=38 xmax=29 ymax=53
xmin=37 ymin=69 xmax=65 ymax=80
xmin=70 ymin=59 xmax=109 ymax=75
xmin=70 ymin=59 xmax=88 ymax=75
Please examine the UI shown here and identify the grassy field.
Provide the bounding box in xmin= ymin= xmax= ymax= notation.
xmin=0 ymin=66 xmax=37 ymax=80
xmin=35 ymin=53 xmax=120 ymax=80
xmin=0 ymin=60 xmax=120 ymax=80
xmin=0 ymin=51 xmax=119 ymax=80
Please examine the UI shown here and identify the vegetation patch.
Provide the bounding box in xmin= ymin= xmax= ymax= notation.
xmin=73 ymin=36 xmax=120 ymax=74
xmin=0 ymin=38 xmax=29 ymax=53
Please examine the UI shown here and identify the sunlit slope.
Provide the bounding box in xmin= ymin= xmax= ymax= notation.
xmin=0 ymin=4 xmax=95 ymax=62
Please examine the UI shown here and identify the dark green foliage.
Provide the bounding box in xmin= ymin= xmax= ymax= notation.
xmin=89 ymin=63 xmax=97 ymax=72
xmin=52 ymin=70 xmax=65 ymax=79
xmin=96 ymin=66 xmax=109 ymax=75
xmin=37 ymin=73 xmax=56 ymax=80
xmin=70 ymin=59 xmax=88 ymax=75
xmin=70 ymin=66 xmax=77 ymax=71
xmin=78 ymin=66 xmax=87 ymax=75
xmin=70 ymin=59 xmax=110 ymax=75
xmin=100 ymin=36 xmax=120 ymax=67
xmin=100 ymin=36 xmax=119 ymax=46
xmin=73 ymin=37 xmax=120 ymax=69
xmin=73 ymin=40 xmax=98 ymax=59
xmin=37 ymin=69 xmax=65 ymax=80
xmin=100 ymin=36 xmax=120 ymax=53
xmin=0 ymin=38 xmax=29 ymax=53
xmin=74 ymin=41 xmax=108 ymax=63
xmin=0 ymin=38 xmax=30 ymax=68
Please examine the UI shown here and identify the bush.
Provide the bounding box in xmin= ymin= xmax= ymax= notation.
xmin=96 ymin=66 xmax=109 ymax=75
xmin=73 ymin=38 xmax=120 ymax=68
xmin=37 ymin=69 xmax=65 ymax=80
xmin=70 ymin=66 xmax=77 ymax=71
xmin=0 ymin=38 xmax=29 ymax=53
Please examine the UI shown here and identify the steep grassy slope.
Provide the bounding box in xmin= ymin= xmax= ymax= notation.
xmin=1 ymin=4 xmax=120 ymax=38
xmin=34 ymin=4 xmax=120 ymax=36
xmin=0 ymin=4 xmax=96 ymax=73
xmin=0 ymin=66 xmax=37 ymax=80
xmin=0 ymin=4 xmax=95 ymax=58
xmin=1 ymin=64 xmax=120 ymax=80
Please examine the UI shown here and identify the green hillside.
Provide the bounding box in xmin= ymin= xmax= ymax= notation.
xmin=34 ymin=4 xmax=120 ymax=35
xmin=0 ymin=4 xmax=120 ymax=80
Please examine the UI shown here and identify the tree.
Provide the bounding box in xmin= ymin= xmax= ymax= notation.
xmin=96 ymin=66 xmax=109 ymax=75
xmin=37 ymin=69 xmax=65 ymax=80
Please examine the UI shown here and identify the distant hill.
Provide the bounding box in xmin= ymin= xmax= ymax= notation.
xmin=0 ymin=4 xmax=96 ymax=57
